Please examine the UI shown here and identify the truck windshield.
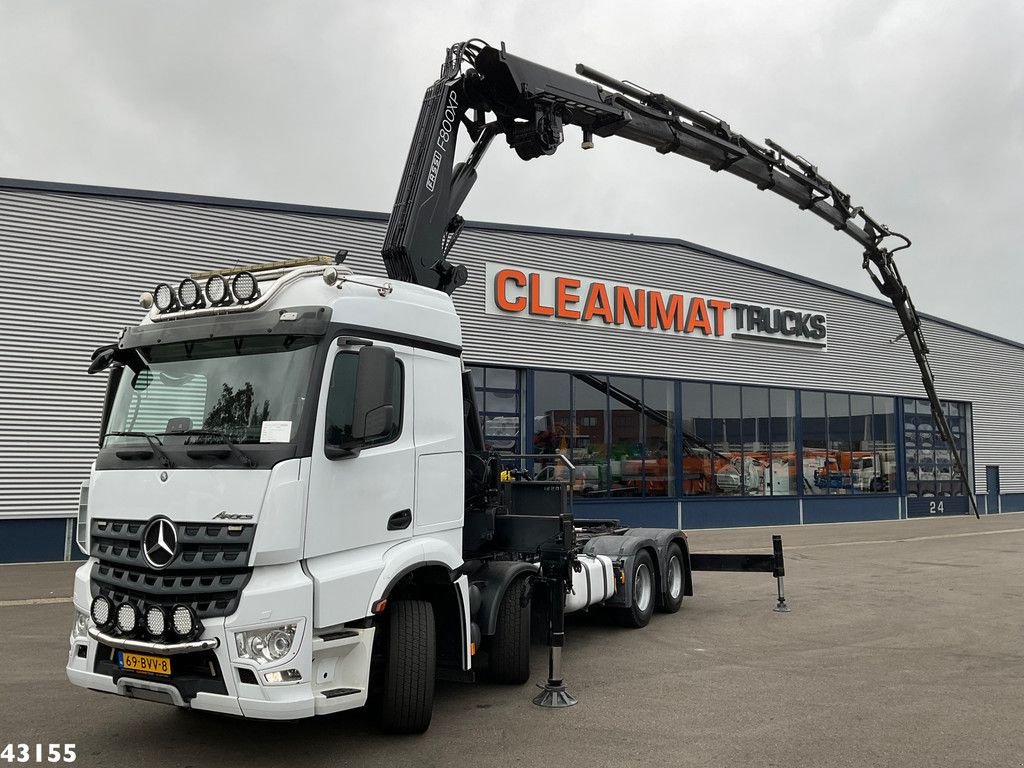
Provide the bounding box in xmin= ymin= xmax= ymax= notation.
xmin=104 ymin=335 xmax=319 ymax=446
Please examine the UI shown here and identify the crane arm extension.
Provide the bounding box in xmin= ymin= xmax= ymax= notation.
xmin=381 ymin=40 xmax=977 ymax=513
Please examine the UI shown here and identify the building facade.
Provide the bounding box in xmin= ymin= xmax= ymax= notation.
xmin=2 ymin=178 xmax=1022 ymax=563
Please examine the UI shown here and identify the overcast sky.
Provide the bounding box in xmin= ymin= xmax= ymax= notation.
xmin=1 ymin=0 xmax=1021 ymax=341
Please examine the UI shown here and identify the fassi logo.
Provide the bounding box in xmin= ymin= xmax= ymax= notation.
xmin=489 ymin=266 xmax=827 ymax=344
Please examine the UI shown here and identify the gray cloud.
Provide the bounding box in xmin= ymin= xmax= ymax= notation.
xmin=1 ymin=0 xmax=1021 ymax=340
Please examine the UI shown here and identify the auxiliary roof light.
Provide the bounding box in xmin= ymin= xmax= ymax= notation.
xmin=145 ymin=606 xmax=167 ymax=638
xmin=231 ymin=271 xmax=260 ymax=304
xmin=115 ymin=602 xmax=141 ymax=634
xmin=204 ymin=274 xmax=231 ymax=306
xmin=171 ymin=604 xmax=198 ymax=637
xmin=138 ymin=291 xmax=155 ymax=309
xmin=90 ymin=595 xmax=114 ymax=631
xmin=177 ymin=278 xmax=204 ymax=310
xmin=153 ymin=283 xmax=178 ymax=313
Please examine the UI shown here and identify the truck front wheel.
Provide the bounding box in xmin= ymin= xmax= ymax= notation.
xmin=488 ymin=576 xmax=531 ymax=684
xmin=378 ymin=599 xmax=436 ymax=734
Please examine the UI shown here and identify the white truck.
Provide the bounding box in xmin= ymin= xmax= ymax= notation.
xmin=66 ymin=39 xmax=971 ymax=733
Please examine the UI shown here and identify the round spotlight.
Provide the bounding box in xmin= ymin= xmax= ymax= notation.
xmin=145 ymin=606 xmax=166 ymax=637
xmin=153 ymin=283 xmax=178 ymax=313
xmin=177 ymin=278 xmax=203 ymax=309
xmin=231 ymin=271 xmax=260 ymax=303
xmin=115 ymin=602 xmax=140 ymax=634
xmin=90 ymin=595 xmax=114 ymax=630
xmin=171 ymin=604 xmax=196 ymax=637
xmin=205 ymin=275 xmax=230 ymax=305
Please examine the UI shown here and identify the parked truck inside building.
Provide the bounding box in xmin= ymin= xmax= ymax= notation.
xmin=66 ymin=40 xmax=975 ymax=733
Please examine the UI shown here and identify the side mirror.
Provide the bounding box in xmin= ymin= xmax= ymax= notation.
xmin=351 ymin=345 xmax=396 ymax=441
xmin=88 ymin=345 xmax=117 ymax=375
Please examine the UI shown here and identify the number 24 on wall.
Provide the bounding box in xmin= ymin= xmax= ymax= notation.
xmin=929 ymin=500 xmax=945 ymax=514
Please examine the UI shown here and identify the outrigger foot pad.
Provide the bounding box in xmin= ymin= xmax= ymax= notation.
xmin=774 ymin=599 xmax=791 ymax=613
xmin=533 ymin=683 xmax=578 ymax=708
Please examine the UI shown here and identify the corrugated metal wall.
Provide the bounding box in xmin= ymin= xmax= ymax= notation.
xmin=2 ymin=182 xmax=1021 ymax=521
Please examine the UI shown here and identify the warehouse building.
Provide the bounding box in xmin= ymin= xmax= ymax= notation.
xmin=2 ymin=178 xmax=1022 ymax=563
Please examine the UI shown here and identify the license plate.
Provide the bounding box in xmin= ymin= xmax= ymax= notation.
xmin=119 ymin=651 xmax=172 ymax=676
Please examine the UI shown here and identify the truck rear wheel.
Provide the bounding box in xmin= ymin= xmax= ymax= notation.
xmin=657 ymin=543 xmax=685 ymax=614
xmin=379 ymin=599 xmax=436 ymax=734
xmin=488 ymin=576 xmax=531 ymax=684
xmin=614 ymin=550 xmax=655 ymax=628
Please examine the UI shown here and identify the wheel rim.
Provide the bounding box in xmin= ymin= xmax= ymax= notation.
xmin=634 ymin=562 xmax=653 ymax=612
xmin=667 ymin=555 xmax=683 ymax=600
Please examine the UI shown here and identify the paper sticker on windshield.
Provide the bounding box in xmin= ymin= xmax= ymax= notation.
xmin=260 ymin=421 xmax=292 ymax=443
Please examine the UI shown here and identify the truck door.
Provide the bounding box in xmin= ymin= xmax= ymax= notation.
xmin=304 ymin=341 xmax=416 ymax=559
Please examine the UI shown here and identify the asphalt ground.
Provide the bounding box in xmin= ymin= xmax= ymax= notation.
xmin=2 ymin=513 xmax=1023 ymax=768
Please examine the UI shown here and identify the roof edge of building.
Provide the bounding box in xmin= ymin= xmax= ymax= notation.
xmin=3 ymin=175 xmax=1021 ymax=353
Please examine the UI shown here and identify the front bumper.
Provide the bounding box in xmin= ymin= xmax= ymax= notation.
xmin=66 ymin=561 xmax=374 ymax=720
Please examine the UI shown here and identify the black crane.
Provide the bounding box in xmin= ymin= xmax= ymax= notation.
xmin=382 ymin=40 xmax=977 ymax=515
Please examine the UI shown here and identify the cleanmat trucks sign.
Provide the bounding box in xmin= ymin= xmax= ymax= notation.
xmin=485 ymin=263 xmax=828 ymax=348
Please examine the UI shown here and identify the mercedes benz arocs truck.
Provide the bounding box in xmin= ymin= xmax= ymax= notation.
xmin=66 ymin=39 xmax=974 ymax=734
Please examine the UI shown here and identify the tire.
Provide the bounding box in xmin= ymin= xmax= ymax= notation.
xmin=489 ymin=577 xmax=531 ymax=684
xmin=657 ymin=543 xmax=685 ymax=614
xmin=614 ymin=549 xmax=656 ymax=628
xmin=378 ymin=599 xmax=436 ymax=734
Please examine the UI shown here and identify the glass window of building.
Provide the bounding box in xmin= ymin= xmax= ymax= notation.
xmin=904 ymin=398 xmax=972 ymax=497
xmin=741 ymin=387 xmax=770 ymax=497
xmin=682 ymin=383 xmax=796 ymax=497
xmin=769 ymin=389 xmax=798 ymax=495
xmin=681 ymin=382 xmax=714 ymax=495
xmin=532 ymin=371 xmax=572 ymax=484
xmin=608 ymin=376 xmax=644 ymax=497
xmin=801 ymin=391 xmax=827 ymax=495
xmin=470 ymin=366 xmax=521 ymax=456
xmin=572 ymin=374 xmax=609 ymax=496
xmin=642 ymin=379 xmax=675 ymax=498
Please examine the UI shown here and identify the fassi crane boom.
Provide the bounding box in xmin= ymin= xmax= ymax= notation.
xmin=382 ymin=40 xmax=978 ymax=516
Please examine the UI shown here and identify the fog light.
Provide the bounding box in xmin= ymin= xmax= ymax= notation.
xmin=145 ymin=606 xmax=166 ymax=637
xmin=205 ymin=275 xmax=230 ymax=305
xmin=153 ymin=283 xmax=177 ymax=313
xmin=231 ymin=271 xmax=260 ymax=303
xmin=115 ymin=602 xmax=140 ymax=634
xmin=264 ymin=669 xmax=302 ymax=684
xmin=178 ymin=278 xmax=203 ymax=309
xmin=90 ymin=596 xmax=114 ymax=630
xmin=171 ymin=604 xmax=197 ymax=637
xmin=71 ymin=610 xmax=89 ymax=641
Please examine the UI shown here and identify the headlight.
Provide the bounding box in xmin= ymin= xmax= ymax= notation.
xmin=234 ymin=624 xmax=297 ymax=664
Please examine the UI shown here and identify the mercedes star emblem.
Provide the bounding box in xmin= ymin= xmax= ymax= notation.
xmin=143 ymin=517 xmax=178 ymax=569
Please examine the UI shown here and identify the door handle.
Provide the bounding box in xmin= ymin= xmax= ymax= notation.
xmin=387 ymin=509 xmax=412 ymax=531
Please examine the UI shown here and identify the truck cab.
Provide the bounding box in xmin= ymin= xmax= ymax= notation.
xmin=67 ymin=258 xmax=473 ymax=721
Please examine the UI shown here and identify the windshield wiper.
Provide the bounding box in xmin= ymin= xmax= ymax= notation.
xmin=165 ymin=429 xmax=257 ymax=468
xmin=103 ymin=431 xmax=174 ymax=468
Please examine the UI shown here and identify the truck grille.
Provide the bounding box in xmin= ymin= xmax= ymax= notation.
xmin=89 ymin=518 xmax=254 ymax=619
